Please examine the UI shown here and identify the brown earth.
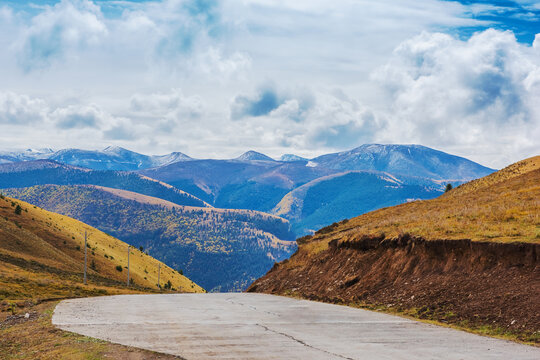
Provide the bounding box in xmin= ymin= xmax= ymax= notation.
xmin=249 ymin=233 xmax=540 ymax=343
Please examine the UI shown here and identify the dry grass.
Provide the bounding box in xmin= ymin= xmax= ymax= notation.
xmin=302 ymin=156 xmax=540 ymax=253
xmin=0 ymin=301 xmax=180 ymax=360
xmin=0 ymin=195 xmax=204 ymax=297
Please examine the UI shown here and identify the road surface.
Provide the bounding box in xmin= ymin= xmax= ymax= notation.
xmin=52 ymin=293 xmax=539 ymax=360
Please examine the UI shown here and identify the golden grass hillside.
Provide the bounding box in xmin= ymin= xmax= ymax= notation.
xmin=302 ymin=155 xmax=540 ymax=253
xmin=0 ymin=194 xmax=204 ymax=302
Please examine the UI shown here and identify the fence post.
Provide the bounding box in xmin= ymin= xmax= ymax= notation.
xmin=83 ymin=231 xmax=87 ymax=285
xmin=127 ymin=245 xmax=130 ymax=286
xmin=157 ymin=263 xmax=161 ymax=289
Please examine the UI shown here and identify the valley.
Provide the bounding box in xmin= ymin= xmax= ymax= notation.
xmin=0 ymin=144 xmax=497 ymax=292
xmin=3 ymin=184 xmax=296 ymax=292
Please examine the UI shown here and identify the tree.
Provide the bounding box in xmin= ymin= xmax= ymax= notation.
xmin=139 ymin=246 xmax=144 ymax=252
xmin=115 ymin=265 xmax=123 ymax=272
xmin=445 ymin=183 xmax=453 ymax=193
xmin=14 ymin=205 xmax=22 ymax=215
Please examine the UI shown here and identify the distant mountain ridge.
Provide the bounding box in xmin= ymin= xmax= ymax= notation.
xmin=1 ymin=144 xmax=496 ymax=237
xmin=0 ymin=144 xmax=495 ymax=180
xmin=0 ymin=146 xmax=192 ymax=171
xmin=309 ymin=144 xmax=494 ymax=181
xmin=0 ymin=160 xmax=209 ymax=208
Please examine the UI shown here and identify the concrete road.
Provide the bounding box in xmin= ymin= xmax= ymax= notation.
xmin=53 ymin=293 xmax=539 ymax=360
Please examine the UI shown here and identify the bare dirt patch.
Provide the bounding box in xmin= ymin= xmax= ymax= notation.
xmin=249 ymin=234 xmax=540 ymax=344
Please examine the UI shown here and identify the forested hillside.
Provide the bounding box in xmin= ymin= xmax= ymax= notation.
xmin=4 ymin=185 xmax=296 ymax=291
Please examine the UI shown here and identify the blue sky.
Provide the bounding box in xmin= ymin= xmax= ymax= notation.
xmin=0 ymin=0 xmax=539 ymax=167
xmin=444 ymin=0 xmax=540 ymax=42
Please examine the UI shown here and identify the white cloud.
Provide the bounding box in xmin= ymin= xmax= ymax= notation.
xmin=0 ymin=1 xmax=538 ymax=167
xmin=0 ymin=92 xmax=48 ymax=124
xmin=17 ymin=0 xmax=107 ymax=70
xmin=131 ymin=89 xmax=203 ymax=115
xmin=371 ymin=29 xmax=540 ymax=167
xmin=51 ymin=104 xmax=107 ymax=129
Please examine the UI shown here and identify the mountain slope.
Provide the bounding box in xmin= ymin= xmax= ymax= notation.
xmin=249 ymin=156 xmax=540 ymax=343
xmin=0 ymin=160 xmax=208 ymax=208
xmin=0 ymin=194 xmax=204 ymax=301
xmin=310 ymin=144 xmax=495 ymax=180
xmin=272 ymin=171 xmax=442 ymax=235
xmin=3 ymin=185 xmax=296 ymax=292
xmin=140 ymin=159 xmax=336 ymax=211
xmin=1 ymin=144 xmax=495 ymax=237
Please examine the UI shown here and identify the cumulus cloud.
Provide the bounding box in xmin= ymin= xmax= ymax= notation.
xmin=17 ymin=0 xmax=107 ymax=70
xmin=0 ymin=92 xmax=48 ymax=124
xmin=231 ymin=87 xmax=314 ymax=120
xmin=51 ymin=104 xmax=106 ymax=129
xmin=231 ymin=88 xmax=282 ymax=119
xmin=129 ymin=88 xmax=205 ymax=131
xmin=103 ymin=119 xmax=138 ymax=141
xmin=371 ymin=29 xmax=540 ymax=166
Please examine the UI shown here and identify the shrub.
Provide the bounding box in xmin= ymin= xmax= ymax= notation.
xmin=445 ymin=183 xmax=453 ymax=192
xmin=139 ymin=246 xmax=144 ymax=252
xmin=14 ymin=205 xmax=22 ymax=215
xmin=90 ymin=260 xmax=97 ymax=271
xmin=164 ymin=280 xmax=172 ymax=289
xmin=115 ymin=265 xmax=123 ymax=272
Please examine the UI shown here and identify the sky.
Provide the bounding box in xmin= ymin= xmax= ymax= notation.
xmin=0 ymin=0 xmax=539 ymax=168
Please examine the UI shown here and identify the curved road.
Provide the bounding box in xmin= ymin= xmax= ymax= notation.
xmin=53 ymin=293 xmax=539 ymax=360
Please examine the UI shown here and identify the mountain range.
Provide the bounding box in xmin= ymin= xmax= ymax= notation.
xmin=0 ymin=146 xmax=192 ymax=171
xmin=0 ymin=143 xmax=496 ymax=290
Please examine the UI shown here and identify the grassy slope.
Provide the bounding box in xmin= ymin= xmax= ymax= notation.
xmin=0 ymin=194 xmax=204 ymax=300
xmin=302 ymin=155 xmax=539 ymax=255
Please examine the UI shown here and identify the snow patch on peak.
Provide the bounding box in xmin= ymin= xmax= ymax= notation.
xmin=236 ymin=151 xmax=275 ymax=162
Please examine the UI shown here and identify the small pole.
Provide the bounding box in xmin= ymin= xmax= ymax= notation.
xmin=83 ymin=231 xmax=87 ymax=285
xmin=127 ymin=245 xmax=130 ymax=286
xmin=157 ymin=263 xmax=161 ymax=289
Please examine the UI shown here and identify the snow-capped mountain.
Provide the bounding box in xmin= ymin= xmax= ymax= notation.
xmin=235 ymin=150 xmax=275 ymax=162
xmin=309 ymin=144 xmax=494 ymax=181
xmin=280 ymin=154 xmax=308 ymax=162
xmin=0 ymin=146 xmax=193 ymax=171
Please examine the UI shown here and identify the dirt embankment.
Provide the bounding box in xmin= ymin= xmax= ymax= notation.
xmin=248 ymin=234 xmax=540 ymax=343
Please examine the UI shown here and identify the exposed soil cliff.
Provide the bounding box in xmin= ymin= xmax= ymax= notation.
xmin=249 ymin=234 xmax=540 ymax=343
